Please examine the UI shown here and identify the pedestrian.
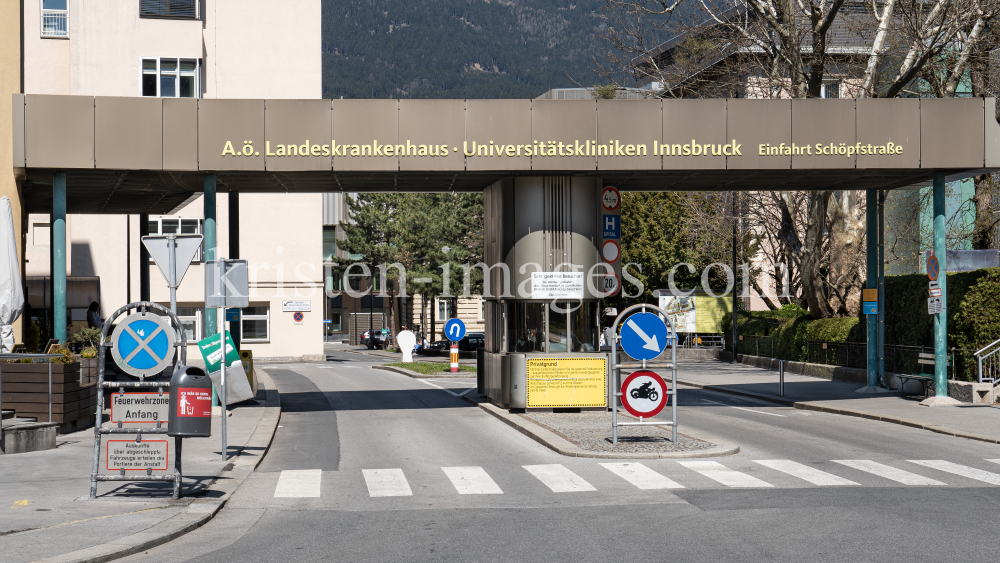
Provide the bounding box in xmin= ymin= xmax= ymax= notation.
xmin=86 ymin=302 xmax=104 ymax=329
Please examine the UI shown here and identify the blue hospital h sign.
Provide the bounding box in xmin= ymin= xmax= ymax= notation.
xmin=603 ymin=215 xmax=620 ymax=239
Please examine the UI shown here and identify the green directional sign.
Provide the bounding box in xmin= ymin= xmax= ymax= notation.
xmin=197 ymin=331 xmax=240 ymax=374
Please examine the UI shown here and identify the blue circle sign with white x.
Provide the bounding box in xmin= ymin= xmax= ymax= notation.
xmin=111 ymin=312 xmax=176 ymax=377
xmin=620 ymin=312 xmax=669 ymax=361
xmin=444 ymin=318 xmax=466 ymax=342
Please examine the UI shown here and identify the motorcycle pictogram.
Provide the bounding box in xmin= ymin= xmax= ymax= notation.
xmin=630 ymin=381 xmax=658 ymax=402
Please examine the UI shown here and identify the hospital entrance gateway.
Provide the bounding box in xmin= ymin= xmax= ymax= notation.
xmin=12 ymin=95 xmax=1000 ymax=407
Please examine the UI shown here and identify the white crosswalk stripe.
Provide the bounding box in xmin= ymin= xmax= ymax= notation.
xmin=523 ymin=464 xmax=596 ymax=492
xmin=678 ymin=461 xmax=773 ymax=488
xmin=442 ymin=466 xmax=504 ymax=494
xmin=274 ymin=469 xmax=322 ymax=498
xmin=363 ymin=468 xmax=413 ymax=497
xmin=908 ymin=460 xmax=1000 ymax=485
xmin=753 ymin=460 xmax=859 ymax=486
xmin=600 ymin=462 xmax=684 ymax=489
xmin=832 ymin=460 xmax=946 ymax=486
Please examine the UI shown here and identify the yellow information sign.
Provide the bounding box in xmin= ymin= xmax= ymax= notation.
xmin=526 ymin=357 xmax=607 ymax=408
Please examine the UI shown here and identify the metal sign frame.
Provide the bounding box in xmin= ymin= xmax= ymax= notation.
xmin=90 ymin=302 xmax=187 ymax=500
xmin=606 ymin=303 xmax=678 ymax=444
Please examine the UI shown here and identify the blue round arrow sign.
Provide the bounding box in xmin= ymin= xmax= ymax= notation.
xmin=620 ymin=312 xmax=669 ymax=361
xmin=444 ymin=318 xmax=466 ymax=342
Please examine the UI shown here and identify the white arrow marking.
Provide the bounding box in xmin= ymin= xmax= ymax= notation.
xmin=626 ymin=318 xmax=661 ymax=352
xmin=449 ymin=323 xmax=461 ymax=338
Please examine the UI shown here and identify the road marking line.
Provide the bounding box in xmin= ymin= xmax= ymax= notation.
xmin=832 ymin=460 xmax=946 ymax=486
xmin=442 ymin=466 xmax=504 ymax=495
xmin=523 ymin=464 xmax=596 ymax=492
xmin=700 ymin=399 xmax=786 ymax=417
xmin=600 ymin=462 xmax=684 ymax=489
xmin=415 ymin=378 xmax=473 ymax=397
xmin=678 ymin=461 xmax=774 ymax=488
xmin=753 ymin=460 xmax=859 ymax=486
xmin=273 ymin=469 xmax=322 ymax=498
xmin=362 ymin=468 xmax=413 ymax=497
xmin=908 ymin=460 xmax=1000 ymax=485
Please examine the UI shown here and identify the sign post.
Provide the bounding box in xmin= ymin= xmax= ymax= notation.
xmin=608 ymin=304 xmax=678 ymax=444
xmin=205 ymin=259 xmax=249 ymax=461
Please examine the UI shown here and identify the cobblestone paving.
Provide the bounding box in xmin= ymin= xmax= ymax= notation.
xmin=522 ymin=411 xmax=715 ymax=453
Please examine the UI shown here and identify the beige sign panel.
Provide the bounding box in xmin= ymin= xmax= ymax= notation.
xmin=24 ymin=95 xmax=94 ymax=169
xmin=921 ymin=98 xmax=985 ymax=169
xmin=162 ymin=98 xmax=198 ymax=171
xmin=398 ymin=99 xmax=465 ymax=172
xmin=95 ymin=97 xmax=163 ymax=170
xmin=264 ymin=99 xmax=332 ymax=171
xmin=856 ymin=98 xmax=920 ymax=169
xmin=332 ymin=99 xmax=398 ymax=172
xmin=199 ymin=99 xmax=265 ymax=171
xmin=597 ymin=99 xmax=661 ymax=170
xmin=728 ymin=99 xmax=791 ymax=170
xmin=662 ymin=99 xmax=728 ymax=170
xmin=465 ymin=99 xmax=532 ymax=171
xmin=531 ymin=99 xmax=596 ymax=171
xmin=791 ymin=99 xmax=856 ymax=169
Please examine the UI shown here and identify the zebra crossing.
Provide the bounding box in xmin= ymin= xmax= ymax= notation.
xmin=270 ymin=458 xmax=1000 ymax=499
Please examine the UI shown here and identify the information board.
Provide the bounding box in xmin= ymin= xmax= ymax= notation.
xmin=110 ymin=393 xmax=170 ymax=424
xmin=106 ymin=440 xmax=169 ymax=471
xmin=531 ymin=272 xmax=584 ymax=300
xmin=526 ymin=357 xmax=607 ymax=408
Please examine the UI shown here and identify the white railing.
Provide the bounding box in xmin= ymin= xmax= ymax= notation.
xmin=974 ymin=338 xmax=1000 ymax=384
xmin=41 ymin=10 xmax=68 ymax=37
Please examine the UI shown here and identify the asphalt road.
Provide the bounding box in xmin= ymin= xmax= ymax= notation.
xmin=121 ymin=351 xmax=1000 ymax=563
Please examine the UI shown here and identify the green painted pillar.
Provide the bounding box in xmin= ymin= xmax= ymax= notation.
xmin=865 ymin=188 xmax=877 ymax=387
xmin=204 ymin=174 xmax=217 ymax=337
xmin=204 ymin=175 xmax=218 ymax=406
xmin=933 ymin=172 xmax=948 ymax=397
xmin=139 ymin=214 xmax=150 ymax=301
xmin=53 ymin=173 xmax=67 ymax=343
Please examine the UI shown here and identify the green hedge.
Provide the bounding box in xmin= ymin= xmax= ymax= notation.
xmin=724 ymin=267 xmax=1000 ymax=362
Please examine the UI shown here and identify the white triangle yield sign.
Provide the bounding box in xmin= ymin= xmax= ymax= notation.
xmin=142 ymin=235 xmax=204 ymax=287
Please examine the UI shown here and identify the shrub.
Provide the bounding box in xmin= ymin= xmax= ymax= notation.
xmin=49 ymin=346 xmax=75 ymax=364
xmin=81 ymin=347 xmax=98 ymax=359
xmin=25 ymin=321 xmax=40 ymax=354
xmin=69 ymin=327 xmax=102 ymax=349
xmin=952 ymin=268 xmax=1000 ymax=351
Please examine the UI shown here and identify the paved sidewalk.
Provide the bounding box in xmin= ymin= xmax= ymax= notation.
xmin=674 ymin=361 xmax=1000 ymax=443
xmin=0 ymin=368 xmax=280 ymax=563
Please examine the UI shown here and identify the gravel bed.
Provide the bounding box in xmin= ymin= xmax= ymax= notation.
xmin=523 ymin=411 xmax=716 ymax=453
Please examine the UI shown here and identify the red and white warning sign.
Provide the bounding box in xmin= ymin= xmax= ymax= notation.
xmin=620 ymin=370 xmax=668 ymax=418
xmin=602 ymin=239 xmax=620 ymax=263
xmin=602 ymin=186 xmax=621 ymax=212
xmin=177 ymin=388 xmax=212 ymax=418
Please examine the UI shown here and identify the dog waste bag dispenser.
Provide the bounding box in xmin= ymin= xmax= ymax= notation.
xmin=168 ymin=366 xmax=213 ymax=437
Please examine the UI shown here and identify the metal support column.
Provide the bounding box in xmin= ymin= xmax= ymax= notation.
xmin=139 ymin=214 xmax=150 ymax=301
xmin=865 ymin=188 xmax=877 ymax=387
xmin=933 ymin=172 xmax=948 ymax=397
xmin=204 ymin=174 xmax=218 ymax=405
xmin=878 ymin=190 xmax=886 ymax=386
xmin=52 ymin=173 xmax=66 ymax=343
xmin=731 ymin=191 xmax=738 ymax=364
xmin=228 ymin=191 xmax=241 ymax=350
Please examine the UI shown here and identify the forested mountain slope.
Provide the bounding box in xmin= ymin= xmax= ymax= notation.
xmin=321 ymin=0 xmax=606 ymax=99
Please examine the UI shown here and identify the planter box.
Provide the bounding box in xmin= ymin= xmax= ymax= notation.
xmin=0 ymin=362 xmax=96 ymax=432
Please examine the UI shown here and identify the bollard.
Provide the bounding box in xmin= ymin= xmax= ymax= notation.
xmin=779 ymin=359 xmax=785 ymax=397
xmin=450 ymin=343 xmax=459 ymax=373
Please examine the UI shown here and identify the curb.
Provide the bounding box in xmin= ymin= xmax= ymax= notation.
xmin=372 ymin=365 xmax=475 ymax=379
xmin=28 ymin=368 xmax=282 ymax=563
xmin=676 ymin=378 xmax=1000 ymax=445
xmin=477 ymin=402 xmax=740 ymax=459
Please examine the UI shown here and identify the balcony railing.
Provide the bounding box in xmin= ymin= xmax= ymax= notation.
xmin=40 ymin=10 xmax=68 ymax=37
xmin=140 ymin=0 xmax=198 ymax=19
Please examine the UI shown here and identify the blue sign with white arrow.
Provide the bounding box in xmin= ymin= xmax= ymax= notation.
xmin=444 ymin=318 xmax=466 ymax=342
xmin=620 ymin=312 xmax=669 ymax=361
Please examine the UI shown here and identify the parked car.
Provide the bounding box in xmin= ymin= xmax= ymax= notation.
xmin=362 ymin=329 xmax=390 ymax=350
xmin=425 ymin=332 xmax=485 ymax=352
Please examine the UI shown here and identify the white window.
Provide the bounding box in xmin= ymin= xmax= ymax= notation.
xmin=147 ymin=217 xmax=204 ymax=261
xmin=142 ymin=58 xmax=200 ymax=98
xmin=437 ymin=298 xmax=451 ymax=320
xmin=41 ymin=0 xmax=69 ymax=38
xmin=176 ymin=307 xmax=203 ymax=342
xmin=480 ymin=298 xmax=486 ymax=321
xmin=241 ymin=306 xmax=270 ymax=343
